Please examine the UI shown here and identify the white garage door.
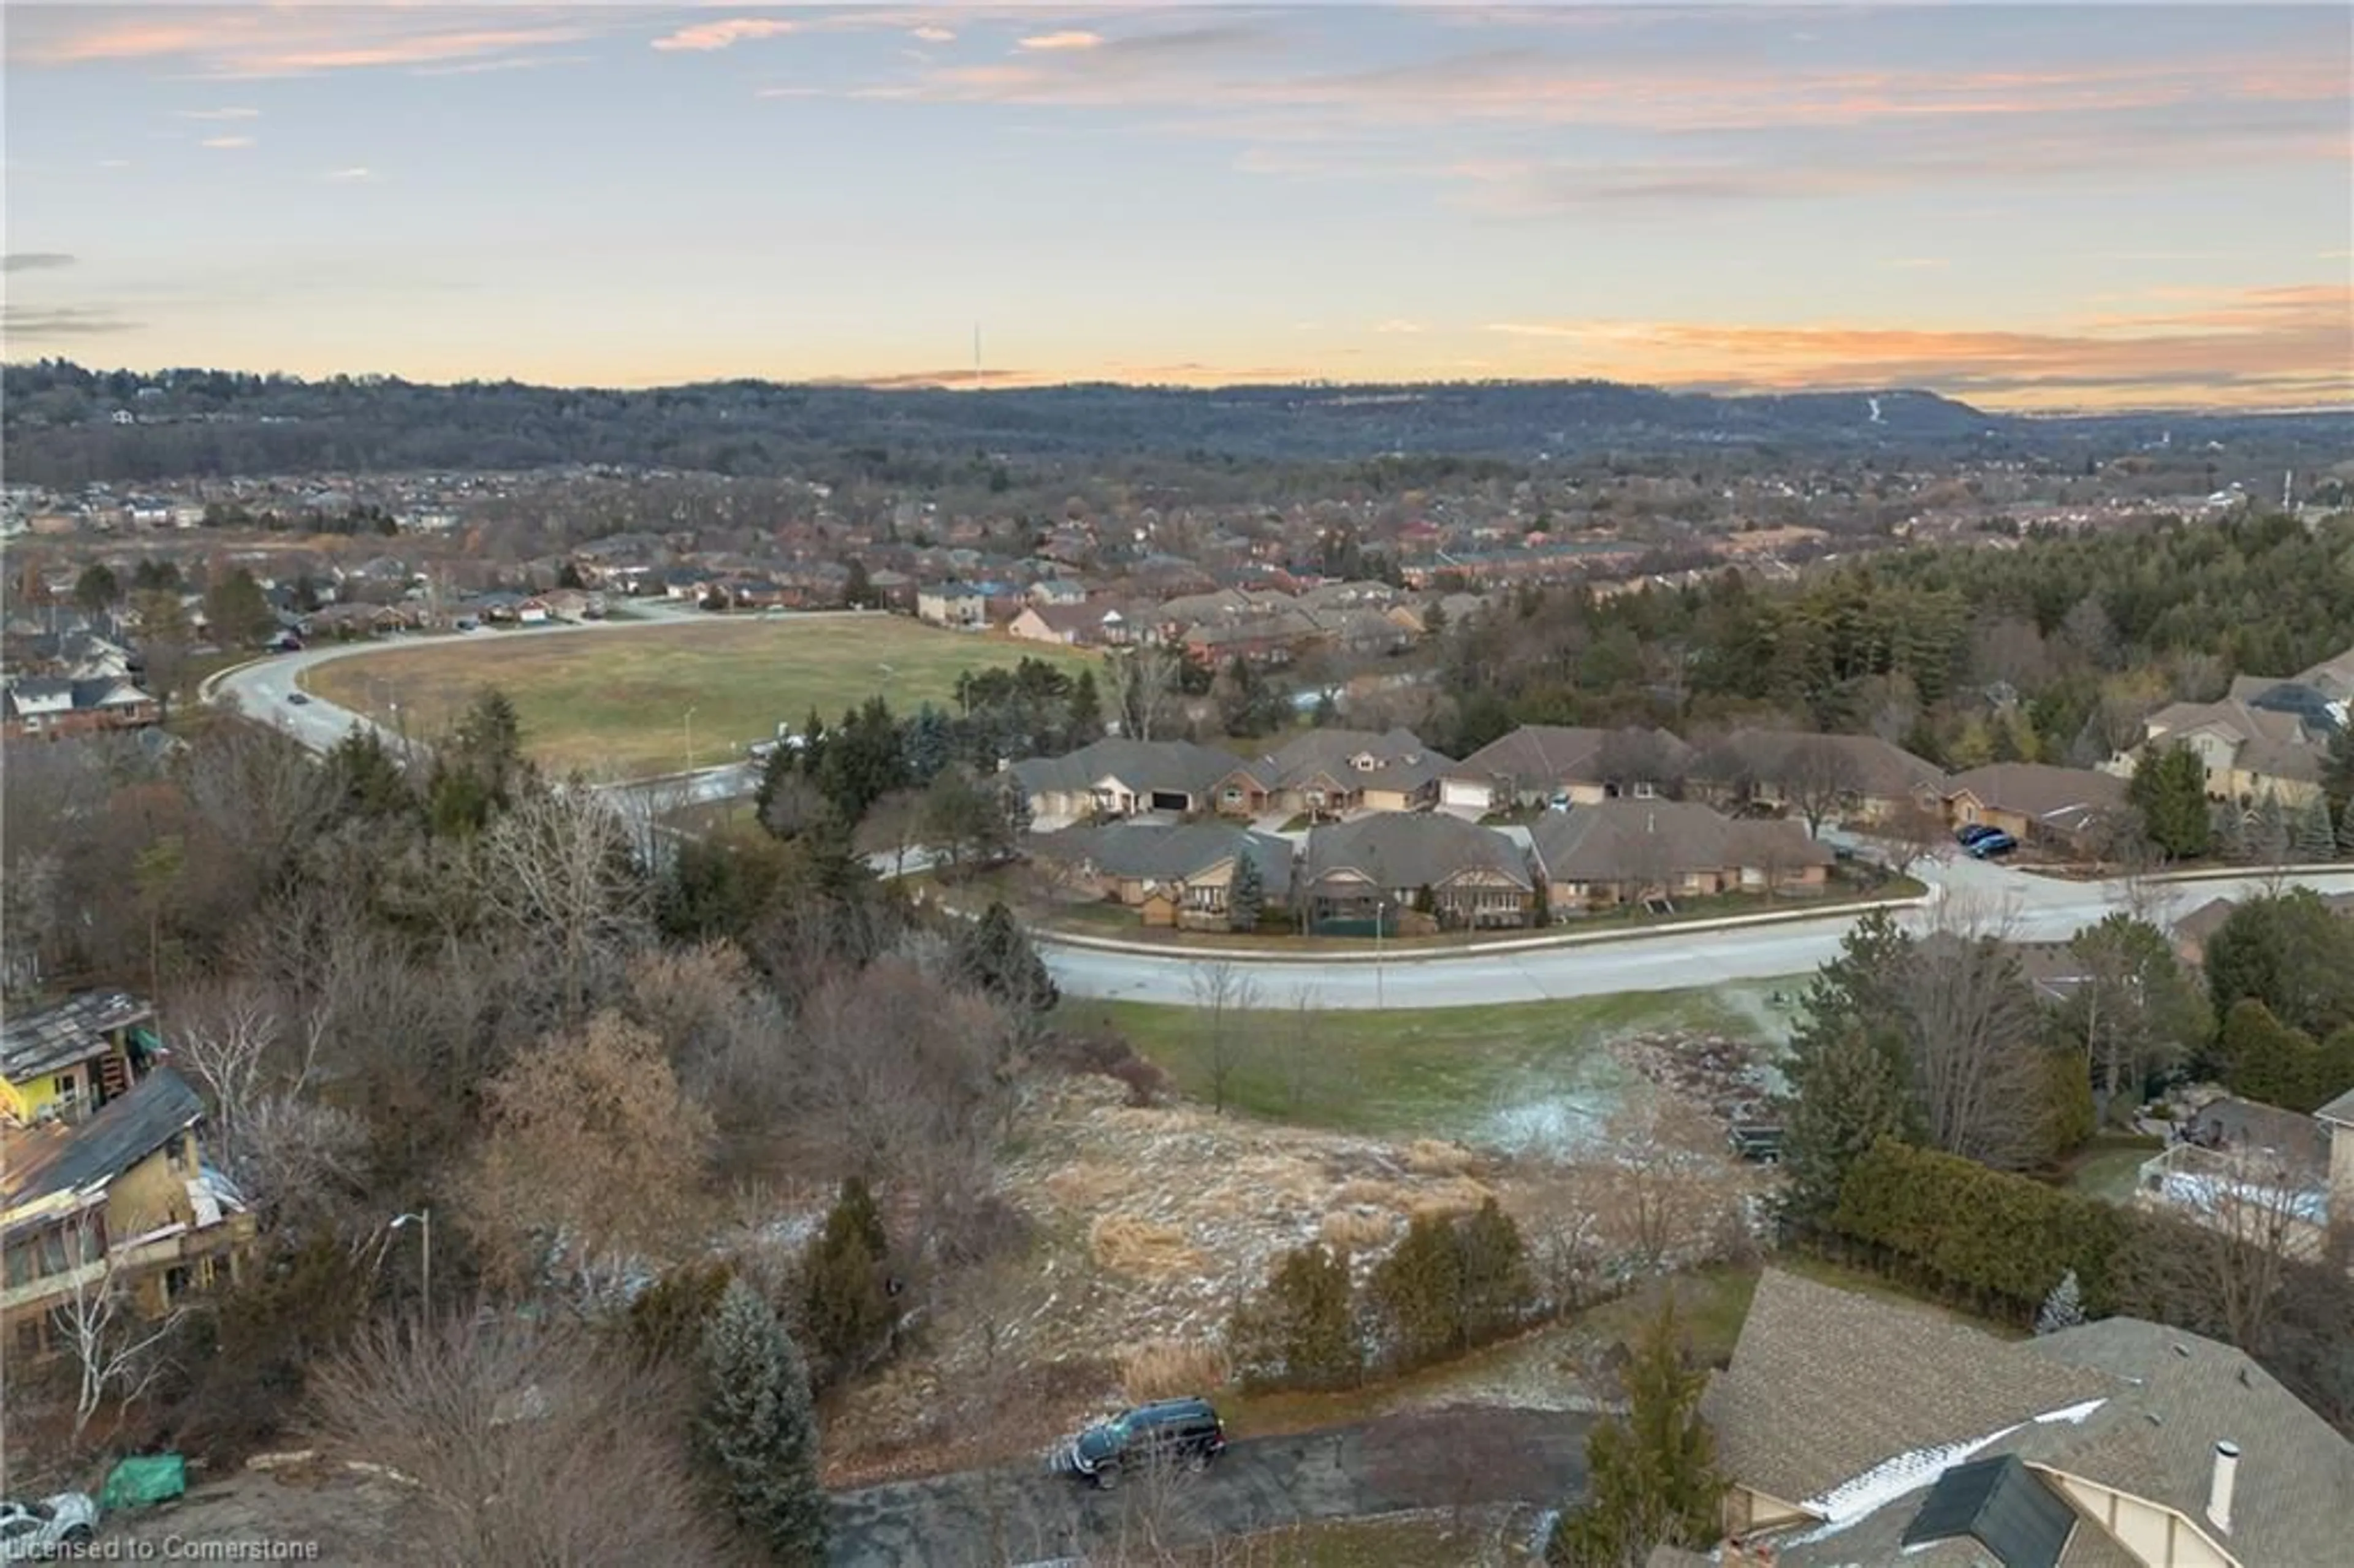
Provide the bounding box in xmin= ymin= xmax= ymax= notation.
xmin=1439 ymin=778 xmax=1491 ymax=812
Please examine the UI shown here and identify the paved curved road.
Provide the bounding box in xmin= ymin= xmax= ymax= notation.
xmin=830 ymin=1406 xmax=1589 ymax=1568
xmin=1038 ymin=855 xmax=2354 ymax=1010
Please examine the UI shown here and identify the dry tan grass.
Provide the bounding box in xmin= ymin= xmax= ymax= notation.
xmin=1042 ymin=1161 xmax=1125 ymax=1209
xmin=1402 ymin=1139 xmax=1480 ymax=1177
xmin=1089 ymin=1214 xmax=1205 ymax=1277
xmin=1118 ymin=1339 xmax=1231 ymax=1402
xmin=1406 ymin=1176 xmax=1498 ymax=1222
xmin=1319 ymin=1209 xmax=1397 ymax=1251
xmin=1330 ymin=1178 xmax=1408 ymax=1210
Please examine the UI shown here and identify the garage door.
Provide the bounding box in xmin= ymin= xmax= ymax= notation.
xmin=1149 ymin=790 xmax=1191 ymax=813
xmin=1439 ymin=778 xmax=1491 ymax=812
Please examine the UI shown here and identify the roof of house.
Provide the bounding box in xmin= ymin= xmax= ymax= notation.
xmin=1 ymin=990 xmax=154 ymax=1083
xmin=2293 ymin=642 xmax=2354 ymax=702
xmin=2315 ymin=1084 xmax=2354 ymax=1128
xmin=1 ymin=1068 xmax=204 ymax=1214
xmin=1028 ymin=820 xmax=1294 ymax=900
xmin=1692 ymin=728 xmax=1946 ymax=801
xmin=1256 ymin=728 xmax=1453 ymax=795
xmin=1899 ymin=1455 xmax=2079 ymax=1568
xmin=2141 ymin=698 xmax=2326 ymax=783
xmin=1007 ymin=738 xmax=1246 ymax=803
xmin=1945 ymin=764 xmax=2128 ymax=832
xmin=1528 ymin=799 xmax=1832 ymax=885
xmin=1301 ymin=813 xmax=1532 ymax=892
xmin=2185 ymin=1095 xmax=2331 ymax=1181
xmin=1708 ymin=1271 xmax=2354 ymax=1568
xmin=1704 ymin=1270 xmax=2114 ymax=1513
xmin=1447 ymin=724 xmax=1695 ymax=788
xmin=2170 ymin=896 xmax=2240 ymax=951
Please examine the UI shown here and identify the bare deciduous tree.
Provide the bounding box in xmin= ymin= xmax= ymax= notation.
xmin=1775 ymin=736 xmax=1864 ymax=839
xmin=1880 ymin=801 xmax=1954 ymax=880
xmin=1105 ymin=642 xmax=1180 ymax=742
xmin=2130 ymin=1154 xmax=2320 ymax=1357
xmin=1902 ymin=904 xmax=2054 ymax=1171
xmin=308 ymin=1313 xmax=724 ymax=1567
xmin=1587 ymin=1098 xmax=1752 ymax=1276
xmin=48 ymin=1214 xmax=186 ymax=1442
xmin=1189 ymin=961 xmax=1260 ymax=1117
xmin=469 ymin=782 xmax=652 ymax=1018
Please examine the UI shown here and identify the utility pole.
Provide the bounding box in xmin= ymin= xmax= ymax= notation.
xmin=684 ymin=704 xmax=698 ymax=774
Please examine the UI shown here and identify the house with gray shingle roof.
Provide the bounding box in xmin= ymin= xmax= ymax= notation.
xmin=2099 ymin=695 xmax=2330 ymax=809
xmin=1944 ymin=763 xmax=2131 ymax=854
xmin=1528 ymin=799 xmax=1834 ymax=913
xmin=1701 ymin=1270 xmax=2354 ymax=1568
xmin=1006 ymin=738 xmax=1257 ymax=826
xmin=1240 ymin=727 xmax=1453 ymax=818
xmin=1439 ymin=724 xmax=1696 ymax=813
xmin=1297 ymin=814 xmax=1536 ymax=930
xmin=1026 ymin=821 xmax=1292 ymax=931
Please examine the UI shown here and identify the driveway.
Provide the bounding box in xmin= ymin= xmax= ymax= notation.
xmin=1040 ymin=862 xmax=2354 ymax=1009
xmin=828 ymin=1406 xmax=1591 ymax=1567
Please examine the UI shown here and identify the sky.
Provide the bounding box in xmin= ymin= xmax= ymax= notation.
xmin=3 ymin=2 xmax=2350 ymax=409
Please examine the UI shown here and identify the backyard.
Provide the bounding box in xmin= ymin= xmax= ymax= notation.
xmin=300 ymin=617 xmax=1097 ymax=776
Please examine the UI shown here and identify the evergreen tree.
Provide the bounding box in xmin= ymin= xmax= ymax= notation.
xmin=2212 ymin=801 xmax=2249 ymax=864
xmin=1780 ymin=1016 xmax=1919 ymax=1222
xmin=901 ymin=703 xmax=955 ymax=785
xmin=204 ymin=566 xmax=278 ymax=649
xmin=802 ymin=1176 xmax=893 ymax=1380
xmin=1547 ymin=1295 xmax=1724 ymax=1567
xmin=2293 ymin=796 xmax=2337 ymax=863
xmin=325 ymin=726 xmax=416 ymax=821
xmin=951 ymin=900 xmax=1058 ymax=1014
xmin=699 ymin=1279 xmax=829 ymax=1566
xmin=1228 ymin=1243 xmax=1360 ymax=1391
xmin=2251 ymin=790 xmax=2290 ymax=864
xmin=72 ymin=562 xmax=120 ymax=615
xmin=2127 ymin=742 xmax=2211 ymax=861
xmin=1366 ymin=1212 xmax=1464 ymax=1369
xmin=1455 ymin=1197 xmax=1534 ymax=1345
xmin=2340 ymin=793 xmax=2354 ymax=858
xmin=2035 ymin=1268 xmax=2087 ymax=1335
xmin=1227 ymin=847 xmax=1265 ymax=932
xmin=842 ymin=557 xmax=874 ymax=609
xmin=1064 ymin=669 xmax=1105 ymax=748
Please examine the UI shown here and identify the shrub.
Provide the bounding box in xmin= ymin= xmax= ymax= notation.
xmin=1118 ymin=1340 xmax=1232 ymax=1402
xmin=1228 ymin=1243 xmax=1362 ymax=1392
xmin=701 ymin=1279 xmax=829 ymax=1566
xmin=802 ymin=1176 xmax=893 ymax=1382
xmin=628 ymin=1258 xmax=737 ymax=1367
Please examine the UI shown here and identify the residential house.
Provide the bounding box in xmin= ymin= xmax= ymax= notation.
xmin=1006 ymin=737 xmax=1248 ymax=826
xmin=1296 ymin=815 xmax=1537 ymax=931
xmin=2135 ymin=1095 xmax=2335 ymax=1258
xmin=2319 ymin=1086 xmax=2354 ymax=1224
xmin=1944 ymin=763 xmax=2131 ymax=855
xmin=1 ymin=991 xmax=162 ymax=1127
xmin=1439 ymin=725 xmax=1696 ymax=814
xmin=1689 ymin=728 xmax=1947 ymax=826
xmin=2 ymin=1069 xmax=256 ymax=1358
xmin=1528 ymin=799 xmax=1835 ymax=914
xmin=1 ymin=676 xmax=160 ymax=741
xmin=1027 ymin=821 xmax=1293 ymax=931
xmin=1027 ymin=578 xmax=1089 ymax=607
xmin=1240 ymin=728 xmax=1455 ymax=820
xmin=1008 ymin=601 xmax=1126 ymax=649
xmin=1179 ymin=606 xmax=1325 ymax=666
xmin=2099 ymin=695 xmax=2330 ymax=808
xmin=918 ymin=581 xmax=988 ymax=628
xmin=1702 ymin=1269 xmax=2354 ymax=1567
xmin=2169 ymin=890 xmax=2354 ymax=966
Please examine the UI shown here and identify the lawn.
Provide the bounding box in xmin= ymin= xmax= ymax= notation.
xmin=300 ymin=618 xmax=1097 ymax=777
xmin=1064 ymin=980 xmax=1807 ymax=1143
xmin=2057 ymin=1132 xmax=2164 ymax=1205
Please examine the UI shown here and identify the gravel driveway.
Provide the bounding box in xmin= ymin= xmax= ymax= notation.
xmin=829 ymin=1405 xmax=1593 ymax=1567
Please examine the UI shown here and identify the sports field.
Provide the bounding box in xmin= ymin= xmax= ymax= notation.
xmin=301 ymin=617 xmax=1097 ymax=777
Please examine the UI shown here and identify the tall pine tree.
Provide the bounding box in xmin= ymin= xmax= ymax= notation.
xmin=802 ymin=1176 xmax=893 ymax=1381
xmin=1548 ymin=1294 xmax=1724 ymax=1567
xmin=699 ymin=1279 xmax=829 ymax=1566
xmin=1227 ymin=845 xmax=1265 ymax=932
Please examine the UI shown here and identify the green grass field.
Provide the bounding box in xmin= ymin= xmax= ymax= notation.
xmin=300 ymin=618 xmax=1096 ymax=776
xmin=1066 ymin=980 xmax=1807 ymax=1143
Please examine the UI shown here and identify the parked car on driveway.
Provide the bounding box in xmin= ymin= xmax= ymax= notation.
xmin=1054 ymin=1398 xmax=1227 ymax=1488
xmin=1966 ymin=829 xmax=2019 ymax=859
xmin=1954 ymin=823 xmax=2002 ymax=847
xmin=0 ymin=1493 xmax=98 ymax=1561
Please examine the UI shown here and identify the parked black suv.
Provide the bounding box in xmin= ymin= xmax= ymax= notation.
xmin=1054 ymin=1398 xmax=1227 ymax=1488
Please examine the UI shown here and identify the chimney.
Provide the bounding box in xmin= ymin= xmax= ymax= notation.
xmin=2206 ymin=1439 xmax=2240 ymax=1532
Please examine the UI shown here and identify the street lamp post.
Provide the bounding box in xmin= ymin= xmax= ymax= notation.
xmin=684 ymin=704 xmax=698 ymax=775
xmin=1374 ymin=896 xmax=1392 ymax=1010
xmin=390 ymin=1208 xmax=431 ymax=1319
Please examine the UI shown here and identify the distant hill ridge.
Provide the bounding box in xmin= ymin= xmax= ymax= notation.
xmin=2 ymin=360 xmax=2345 ymax=484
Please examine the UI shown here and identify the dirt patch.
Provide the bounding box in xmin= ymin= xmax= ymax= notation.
xmin=1607 ymin=1031 xmax=1781 ymax=1127
xmin=102 ymin=1465 xmax=413 ymax=1564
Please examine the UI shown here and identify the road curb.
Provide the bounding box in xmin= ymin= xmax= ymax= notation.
xmin=1030 ymin=892 xmax=1930 ymax=964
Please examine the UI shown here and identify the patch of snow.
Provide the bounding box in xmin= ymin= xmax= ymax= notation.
xmin=1483 ymin=1092 xmax=1617 ymax=1157
xmin=1788 ymin=1396 xmax=2111 ymax=1542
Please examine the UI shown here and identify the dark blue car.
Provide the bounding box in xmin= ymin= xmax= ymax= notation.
xmin=1967 ymin=830 xmax=2019 ymax=859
